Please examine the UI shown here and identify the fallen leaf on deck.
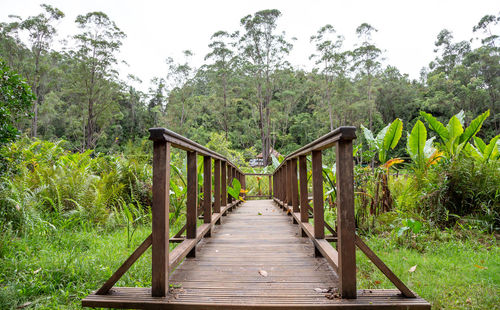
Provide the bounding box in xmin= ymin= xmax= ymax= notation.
xmin=258 ymin=212 xmax=262 ymax=215
xmin=314 ymin=288 xmax=329 ymax=293
xmin=258 ymin=270 xmax=268 ymax=277
xmin=474 ymin=264 xmax=487 ymax=270
xmin=408 ymin=265 xmax=417 ymax=273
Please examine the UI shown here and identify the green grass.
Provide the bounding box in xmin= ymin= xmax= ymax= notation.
xmin=0 ymin=223 xmax=498 ymax=309
xmin=356 ymin=232 xmax=499 ymax=309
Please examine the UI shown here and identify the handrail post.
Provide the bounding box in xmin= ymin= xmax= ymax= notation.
xmin=298 ymin=155 xmax=308 ymax=237
xmin=242 ymin=173 xmax=246 ymax=199
xmin=203 ymin=156 xmax=212 ymax=236
xmin=151 ymin=141 xmax=170 ymax=297
xmin=285 ymin=161 xmax=291 ymax=212
xmin=269 ymin=175 xmax=272 ymax=198
xmin=291 ymin=158 xmax=299 ymax=213
xmin=214 ymin=159 xmax=221 ymax=224
xmin=312 ymin=150 xmax=324 ymax=243
xmin=336 ymin=139 xmax=356 ymax=298
xmin=227 ymin=165 xmax=233 ymax=204
xmin=186 ymin=151 xmax=197 ymax=257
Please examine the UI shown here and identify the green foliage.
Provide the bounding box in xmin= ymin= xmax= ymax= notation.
xmin=420 ymin=110 xmax=491 ymax=159
xmin=0 ymin=58 xmax=34 ymax=145
xmin=361 ymin=118 xmax=403 ymax=163
xmin=227 ymin=178 xmax=242 ymax=201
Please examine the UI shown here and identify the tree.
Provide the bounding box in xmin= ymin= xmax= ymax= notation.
xmin=238 ymin=9 xmax=293 ymax=165
xmin=71 ymin=12 xmax=125 ymax=149
xmin=430 ymin=29 xmax=471 ymax=76
xmin=310 ymin=25 xmax=346 ymax=130
xmin=204 ymin=31 xmax=237 ymax=139
xmin=0 ymin=58 xmax=35 ymax=144
xmin=18 ymin=4 xmax=64 ymax=138
xmin=352 ymin=23 xmax=382 ymax=130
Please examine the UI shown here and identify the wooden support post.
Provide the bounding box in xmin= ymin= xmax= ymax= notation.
xmin=221 ymin=161 xmax=227 ymax=208
xmin=214 ymin=159 xmax=221 ymax=224
xmin=280 ymin=168 xmax=284 ymax=203
xmin=186 ymin=151 xmax=197 ymax=257
xmin=298 ymin=155 xmax=308 ymax=237
xmin=312 ymin=150 xmax=324 ymax=240
xmin=291 ymin=158 xmax=299 ymax=214
xmin=336 ymin=139 xmax=356 ymax=299
xmin=269 ymin=175 xmax=272 ymax=198
xmin=285 ymin=161 xmax=291 ymax=212
xmin=203 ymin=156 xmax=212 ymax=229
xmin=240 ymin=173 xmax=247 ymax=199
xmin=227 ymin=165 xmax=233 ymax=204
xmin=151 ymin=141 xmax=170 ymax=297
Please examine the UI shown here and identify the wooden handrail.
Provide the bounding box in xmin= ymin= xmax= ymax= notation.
xmin=94 ymin=128 xmax=245 ymax=298
xmin=272 ymin=126 xmax=416 ymax=299
xmin=149 ymin=127 xmax=243 ymax=173
xmin=272 ymin=126 xmax=357 ymax=298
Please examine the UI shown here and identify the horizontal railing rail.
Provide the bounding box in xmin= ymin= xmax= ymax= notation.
xmin=272 ymin=126 xmax=416 ymax=299
xmin=243 ymin=173 xmax=273 ymax=200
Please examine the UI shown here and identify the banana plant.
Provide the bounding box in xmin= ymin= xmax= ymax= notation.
xmin=420 ymin=110 xmax=490 ymax=159
xmin=407 ymin=120 xmax=443 ymax=172
xmin=227 ymin=178 xmax=247 ymax=201
xmin=361 ymin=118 xmax=403 ymax=163
xmin=469 ymin=134 xmax=500 ymax=163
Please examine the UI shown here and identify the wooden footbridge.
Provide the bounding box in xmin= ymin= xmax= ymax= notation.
xmin=82 ymin=127 xmax=430 ymax=309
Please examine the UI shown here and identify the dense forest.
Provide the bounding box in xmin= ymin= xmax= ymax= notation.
xmin=1 ymin=7 xmax=498 ymax=161
xmin=0 ymin=5 xmax=499 ymax=310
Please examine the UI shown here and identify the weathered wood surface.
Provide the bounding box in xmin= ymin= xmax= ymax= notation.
xmin=83 ymin=200 xmax=429 ymax=309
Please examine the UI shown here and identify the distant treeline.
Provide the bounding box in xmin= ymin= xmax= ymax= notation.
xmin=1 ymin=7 xmax=498 ymax=160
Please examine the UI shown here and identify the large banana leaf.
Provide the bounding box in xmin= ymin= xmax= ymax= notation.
xmin=446 ymin=116 xmax=463 ymax=142
xmin=380 ymin=118 xmax=403 ymax=162
xmin=482 ymin=134 xmax=500 ymax=163
xmin=361 ymin=125 xmax=376 ymax=149
xmin=459 ymin=110 xmax=490 ymax=145
xmin=420 ymin=111 xmax=449 ymax=141
xmin=473 ymin=136 xmax=487 ymax=153
xmin=407 ymin=120 xmax=427 ymax=166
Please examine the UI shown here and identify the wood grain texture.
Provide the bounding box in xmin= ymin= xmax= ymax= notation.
xmin=221 ymin=161 xmax=227 ymax=207
xmin=83 ymin=201 xmax=429 ymax=309
xmin=203 ymin=156 xmax=212 ymax=224
xmin=311 ymin=150 xmax=324 ymax=239
xmin=214 ymin=159 xmax=221 ymax=214
xmin=186 ymin=151 xmax=198 ymax=259
xmin=290 ymin=158 xmax=299 ymax=213
xmin=336 ymin=140 xmax=356 ymax=298
xmin=152 ymin=141 xmax=170 ymax=297
xmin=298 ymin=156 xmax=309 ymax=223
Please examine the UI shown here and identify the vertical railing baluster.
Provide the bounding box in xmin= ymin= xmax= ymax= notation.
xmin=214 ymin=159 xmax=221 ymax=224
xmin=203 ymin=156 xmax=212 ymax=236
xmin=221 ymin=161 xmax=227 ymax=215
xmin=312 ymin=150 xmax=324 ymax=243
xmin=269 ymin=175 xmax=272 ymax=198
xmin=336 ymin=139 xmax=356 ymax=298
xmin=291 ymin=158 xmax=299 ymax=216
xmin=298 ymin=155 xmax=308 ymax=236
xmin=227 ymin=165 xmax=233 ymax=204
xmin=285 ymin=161 xmax=290 ymax=212
xmin=186 ymin=151 xmax=197 ymax=257
xmin=151 ymin=141 xmax=170 ymax=297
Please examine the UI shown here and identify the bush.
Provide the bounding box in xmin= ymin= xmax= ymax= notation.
xmin=420 ymin=157 xmax=499 ymax=231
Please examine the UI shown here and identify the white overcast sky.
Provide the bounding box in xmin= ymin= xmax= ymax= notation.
xmin=1 ymin=0 xmax=499 ymax=91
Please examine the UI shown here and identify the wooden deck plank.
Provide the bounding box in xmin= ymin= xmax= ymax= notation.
xmin=83 ymin=200 xmax=430 ymax=309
